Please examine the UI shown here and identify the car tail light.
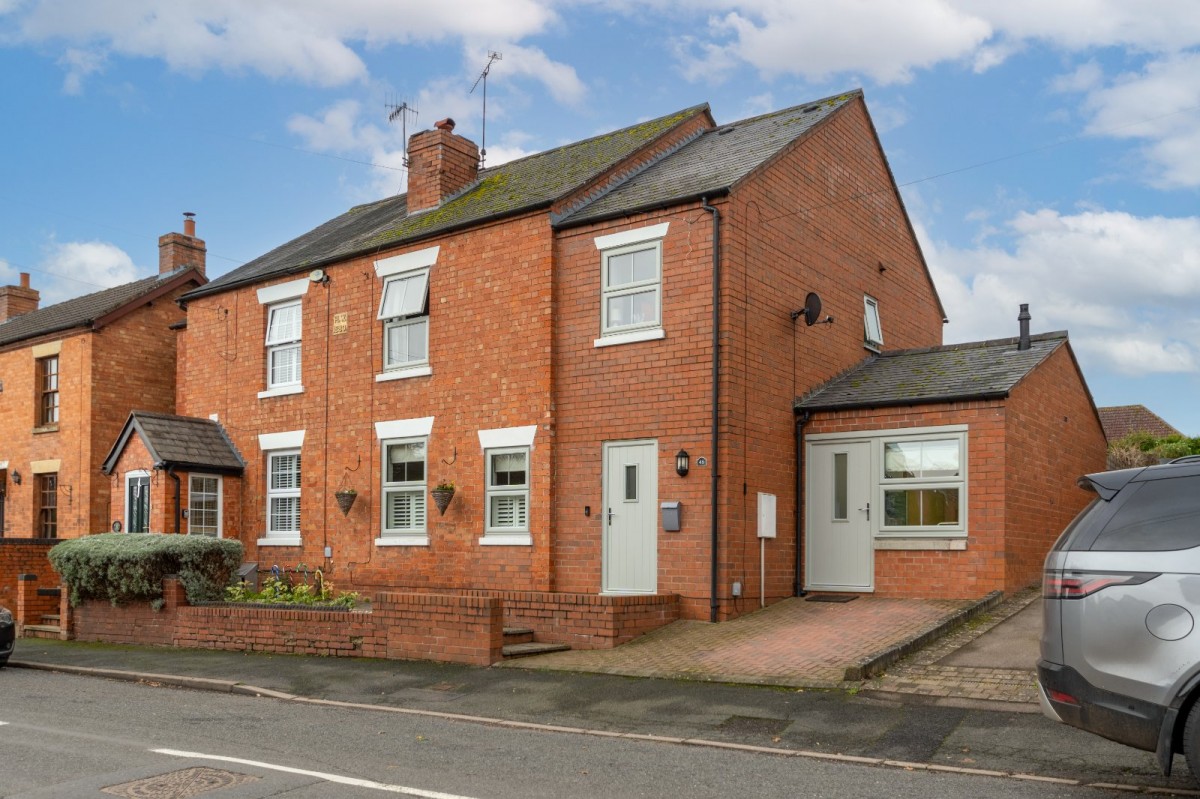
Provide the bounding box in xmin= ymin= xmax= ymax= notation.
xmin=1043 ymin=570 xmax=1159 ymax=599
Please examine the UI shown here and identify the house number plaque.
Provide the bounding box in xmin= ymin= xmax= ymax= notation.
xmin=332 ymin=312 xmax=349 ymax=335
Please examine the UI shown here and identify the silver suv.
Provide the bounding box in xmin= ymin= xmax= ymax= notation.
xmin=1039 ymin=458 xmax=1200 ymax=779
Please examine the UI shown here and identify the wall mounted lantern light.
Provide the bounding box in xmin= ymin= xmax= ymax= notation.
xmin=675 ymin=450 xmax=690 ymax=478
xmin=10 ymin=469 xmax=21 ymax=485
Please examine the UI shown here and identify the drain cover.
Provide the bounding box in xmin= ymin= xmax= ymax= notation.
xmin=102 ymin=767 xmax=259 ymax=798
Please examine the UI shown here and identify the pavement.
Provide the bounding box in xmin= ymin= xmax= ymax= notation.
xmin=13 ymin=586 xmax=1200 ymax=793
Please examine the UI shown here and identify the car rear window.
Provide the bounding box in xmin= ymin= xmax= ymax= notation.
xmin=1091 ymin=477 xmax=1200 ymax=551
xmin=1051 ymin=497 xmax=1101 ymax=552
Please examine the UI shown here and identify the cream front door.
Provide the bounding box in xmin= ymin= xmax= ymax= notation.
xmin=602 ymin=440 xmax=658 ymax=594
xmin=806 ymin=440 xmax=873 ymax=591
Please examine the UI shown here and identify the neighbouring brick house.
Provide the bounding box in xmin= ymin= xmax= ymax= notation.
xmin=0 ymin=217 xmax=207 ymax=605
xmin=105 ymin=90 xmax=1101 ymax=645
xmin=1097 ymin=404 xmax=1183 ymax=441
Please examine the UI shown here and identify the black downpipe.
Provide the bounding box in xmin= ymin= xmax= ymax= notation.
xmin=166 ymin=465 xmax=182 ymax=535
xmin=702 ymin=197 xmax=721 ymax=623
xmin=794 ymin=411 xmax=810 ymax=597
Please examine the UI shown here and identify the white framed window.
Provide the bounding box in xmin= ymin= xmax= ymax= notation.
xmin=265 ymin=300 xmax=302 ymax=390
xmin=864 ymin=295 xmax=883 ymax=351
xmin=188 ymin=474 xmax=222 ymax=537
xmin=381 ymin=437 xmax=428 ymax=542
xmin=594 ymin=223 xmax=669 ymax=347
xmin=375 ymin=246 xmax=437 ymax=381
xmin=879 ymin=432 xmax=965 ymax=535
xmin=265 ymin=449 xmax=301 ymax=544
xmin=486 ymin=447 xmax=529 ymax=535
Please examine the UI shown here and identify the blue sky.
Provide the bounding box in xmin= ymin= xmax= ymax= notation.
xmin=1 ymin=1 xmax=1198 ymax=435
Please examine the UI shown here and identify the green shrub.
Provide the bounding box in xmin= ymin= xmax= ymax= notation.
xmin=49 ymin=533 xmax=244 ymax=607
xmin=224 ymin=573 xmax=360 ymax=609
xmin=1108 ymin=433 xmax=1200 ymax=468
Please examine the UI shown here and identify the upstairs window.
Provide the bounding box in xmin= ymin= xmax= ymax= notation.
xmin=265 ymin=300 xmax=302 ymax=389
xmin=38 ymin=355 xmax=59 ymax=426
xmin=594 ymin=223 xmax=669 ymax=347
xmin=379 ymin=270 xmax=430 ymax=371
xmin=864 ymin=295 xmax=883 ymax=351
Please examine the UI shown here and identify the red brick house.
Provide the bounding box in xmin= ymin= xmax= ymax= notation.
xmin=0 ymin=218 xmax=206 ymax=605
xmin=1097 ymin=404 xmax=1183 ymax=441
xmin=118 ymin=91 xmax=1102 ymax=642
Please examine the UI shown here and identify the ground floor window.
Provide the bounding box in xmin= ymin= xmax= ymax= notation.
xmin=38 ymin=473 xmax=57 ymax=538
xmin=879 ymin=431 xmax=966 ymax=535
xmin=267 ymin=450 xmax=301 ymax=540
xmin=486 ymin=447 xmax=529 ymax=533
xmin=189 ymin=474 xmax=222 ymax=536
xmin=381 ymin=438 xmax=427 ymax=538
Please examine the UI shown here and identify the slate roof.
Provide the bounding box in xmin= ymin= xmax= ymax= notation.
xmin=796 ymin=332 xmax=1068 ymax=411
xmin=181 ymin=91 xmax=863 ymax=303
xmin=1097 ymin=405 xmax=1182 ymax=441
xmin=0 ymin=268 xmax=202 ymax=348
xmin=558 ymin=92 xmax=857 ymax=225
xmin=101 ymin=411 xmax=245 ymax=475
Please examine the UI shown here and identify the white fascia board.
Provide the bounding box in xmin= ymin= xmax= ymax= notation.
xmin=478 ymin=425 xmax=537 ymax=450
xmin=375 ymin=416 xmax=435 ymax=440
xmin=258 ymin=430 xmax=306 ymax=450
xmin=257 ymin=278 xmax=310 ymax=305
xmin=375 ymin=246 xmax=440 ymax=278
xmin=594 ymin=222 xmax=670 ymax=251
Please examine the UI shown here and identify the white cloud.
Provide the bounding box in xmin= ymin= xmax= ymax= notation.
xmin=927 ymin=208 xmax=1200 ymax=377
xmin=7 ymin=0 xmax=560 ymax=90
xmin=34 ymin=240 xmax=141 ymax=306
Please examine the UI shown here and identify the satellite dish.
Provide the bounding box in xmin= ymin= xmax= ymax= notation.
xmin=309 ymin=269 xmax=326 ymax=283
xmin=801 ymin=292 xmax=823 ymax=326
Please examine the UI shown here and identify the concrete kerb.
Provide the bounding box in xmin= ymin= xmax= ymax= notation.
xmin=14 ymin=657 xmax=1184 ymax=794
xmin=843 ymin=590 xmax=1004 ymax=681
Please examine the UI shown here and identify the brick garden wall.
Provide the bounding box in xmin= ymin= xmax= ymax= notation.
xmin=0 ymin=538 xmax=56 ymax=608
xmin=1003 ymin=344 xmax=1107 ymax=592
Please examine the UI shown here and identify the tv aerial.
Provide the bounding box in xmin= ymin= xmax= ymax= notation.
xmin=385 ymin=97 xmax=418 ymax=167
xmin=470 ymin=51 xmax=502 ymax=168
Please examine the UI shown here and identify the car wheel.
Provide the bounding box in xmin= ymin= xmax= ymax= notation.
xmin=1182 ymin=699 xmax=1200 ymax=781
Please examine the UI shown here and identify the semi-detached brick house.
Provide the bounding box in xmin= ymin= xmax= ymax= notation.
xmin=123 ymin=90 xmax=1103 ymax=644
xmin=0 ymin=218 xmax=206 ymax=605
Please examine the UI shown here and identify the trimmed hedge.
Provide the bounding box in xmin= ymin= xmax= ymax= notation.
xmin=49 ymin=533 xmax=244 ymax=607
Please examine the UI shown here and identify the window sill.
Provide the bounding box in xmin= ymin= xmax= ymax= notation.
xmin=594 ymin=328 xmax=665 ymax=348
xmin=257 ymin=536 xmax=302 ymax=547
xmin=375 ymin=365 xmax=432 ymax=383
xmin=874 ymin=537 xmax=966 ymax=551
xmin=32 ymin=424 xmax=59 ymax=435
xmin=375 ymin=535 xmax=430 ymax=547
xmin=864 ymin=342 xmax=882 ymax=353
xmin=258 ymin=385 xmax=304 ymax=399
xmin=478 ymin=533 xmax=533 ymax=546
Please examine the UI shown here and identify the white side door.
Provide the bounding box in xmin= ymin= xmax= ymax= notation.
xmin=806 ymin=440 xmax=873 ymax=591
xmin=602 ymin=440 xmax=658 ymax=594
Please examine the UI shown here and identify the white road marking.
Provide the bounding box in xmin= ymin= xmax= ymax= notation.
xmin=152 ymin=748 xmax=478 ymax=798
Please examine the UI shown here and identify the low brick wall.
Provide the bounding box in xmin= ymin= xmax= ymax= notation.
xmin=0 ymin=538 xmax=57 ymax=608
xmin=69 ymin=578 xmax=505 ymax=666
xmin=452 ymin=589 xmax=679 ymax=649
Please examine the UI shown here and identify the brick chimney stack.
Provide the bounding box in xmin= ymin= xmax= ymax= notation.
xmin=405 ymin=118 xmax=480 ymax=213
xmin=158 ymin=212 xmax=207 ymax=277
xmin=0 ymin=272 xmax=40 ymax=323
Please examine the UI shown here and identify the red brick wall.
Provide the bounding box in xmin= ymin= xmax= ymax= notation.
xmin=1003 ymin=344 xmax=1106 ymax=591
xmin=551 ymin=97 xmax=945 ymax=619
xmin=177 ymin=213 xmax=555 ymax=592
xmin=805 ymin=402 xmax=1008 ymax=599
xmin=0 ymin=538 xmax=56 ymax=607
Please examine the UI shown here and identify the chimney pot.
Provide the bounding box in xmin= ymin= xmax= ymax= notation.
xmin=434 ymin=118 xmax=456 ymax=132
xmin=19 ymin=272 xmax=29 ymax=289
xmin=183 ymin=212 xmax=196 ymax=238
xmin=1017 ymin=303 xmax=1031 ymax=351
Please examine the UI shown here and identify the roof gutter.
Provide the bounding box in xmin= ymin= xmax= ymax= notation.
xmin=702 ymin=195 xmax=721 ymax=623
xmin=796 ymin=390 xmax=1012 ymax=414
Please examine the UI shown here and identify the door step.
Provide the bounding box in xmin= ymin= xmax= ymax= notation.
xmin=21 ymin=624 xmax=62 ymax=639
xmin=503 ymin=626 xmax=535 ymax=645
xmin=502 ymin=641 xmax=571 ymax=659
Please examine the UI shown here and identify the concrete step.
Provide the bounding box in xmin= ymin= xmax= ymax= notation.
xmin=502 ymin=641 xmax=570 ymax=659
xmin=21 ymin=624 xmax=62 ymax=640
xmin=41 ymin=614 xmax=60 ymax=624
xmin=503 ymin=627 xmax=534 ymax=645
